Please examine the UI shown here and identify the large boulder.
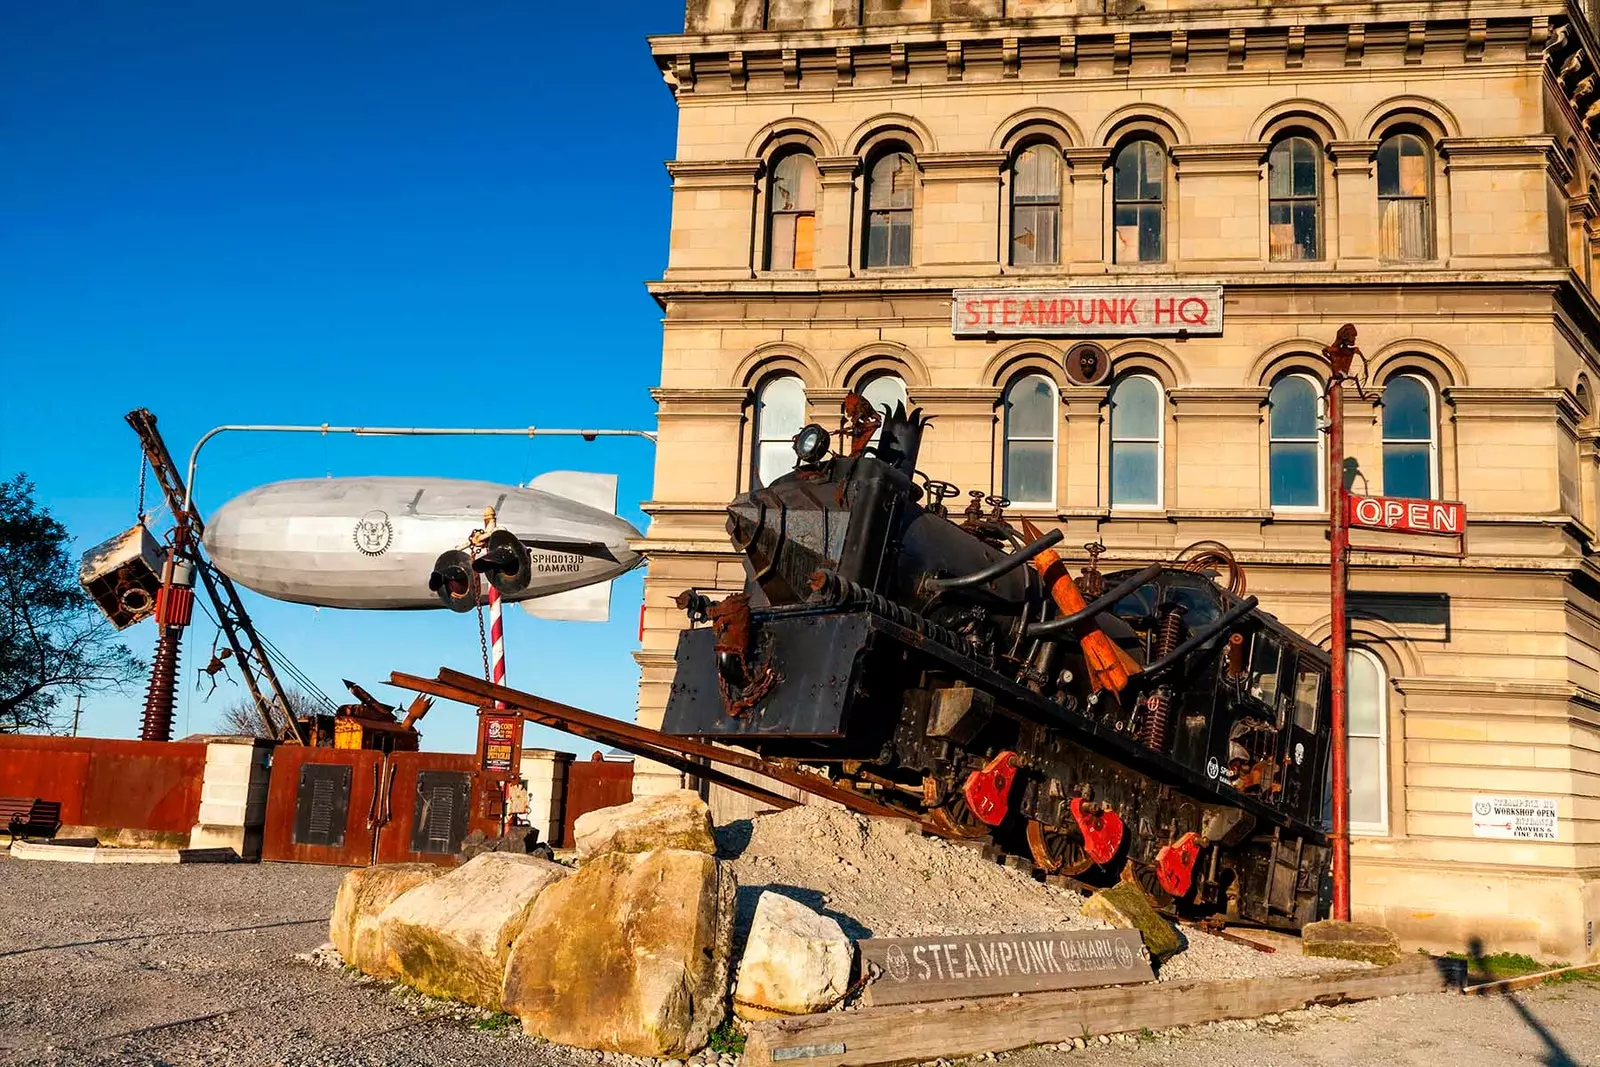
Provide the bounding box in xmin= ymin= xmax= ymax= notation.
xmin=502 ymin=848 xmax=736 ymax=1056
xmin=733 ymin=891 xmax=853 ymax=1021
xmin=1084 ymin=881 xmax=1183 ymax=963
xmin=1302 ymin=920 xmax=1402 ymax=967
xmin=328 ymin=863 xmax=442 ymax=978
xmin=573 ymin=789 xmax=717 ymax=860
xmin=380 ymin=851 xmax=569 ymax=1008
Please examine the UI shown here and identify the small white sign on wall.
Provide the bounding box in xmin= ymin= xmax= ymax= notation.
xmin=1471 ymin=796 xmax=1558 ymax=840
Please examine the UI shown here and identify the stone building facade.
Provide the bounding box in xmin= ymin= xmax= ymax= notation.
xmin=637 ymin=0 xmax=1600 ymax=961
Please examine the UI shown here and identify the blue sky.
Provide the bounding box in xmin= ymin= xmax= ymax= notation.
xmin=1 ymin=2 xmax=685 ymax=754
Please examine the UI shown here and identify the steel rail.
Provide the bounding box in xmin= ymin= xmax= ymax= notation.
xmin=389 ymin=673 xmax=797 ymax=813
xmin=390 ymin=668 xmax=943 ymax=832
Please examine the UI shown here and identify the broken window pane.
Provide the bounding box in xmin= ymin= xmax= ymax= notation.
xmin=766 ymin=152 xmax=818 ymax=270
xmin=1113 ymin=140 xmax=1166 ymax=264
xmin=1378 ymin=133 xmax=1432 ymax=260
xmin=1012 ymin=143 xmax=1062 ymax=266
xmin=1268 ymin=136 xmax=1321 ymax=262
xmin=865 ymin=150 xmax=915 ymax=267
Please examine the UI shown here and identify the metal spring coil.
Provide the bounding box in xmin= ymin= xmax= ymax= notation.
xmin=1138 ymin=608 xmax=1185 ymax=751
xmin=807 ymin=571 xmax=976 ymax=652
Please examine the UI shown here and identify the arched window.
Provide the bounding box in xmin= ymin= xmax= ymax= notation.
xmin=1109 ymin=374 xmax=1163 ymax=508
xmin=1268 ymin=373 xmax=1324 ymax=508
xmin=752 ymin=374 xmax=806 ymax=489
xmin=1268 ymin=135 xmax=1322 ymax=261
xmin=1382 ymin=373 xmax=1438 ymax=499
xmin=864 ymin=149 xmax=915 ymax=268
xmin=1112 ymin=140 xmax=1166 ymax=264
xmin=1011 ymin=142 xmax=1062 ymax=266
xmin=1003 ymin=373 xmax=1057 ymax=507
xmin=1348 ymin=648 xmax=1389 ymax=835
xmin=766 ymin=152 xmax=818 ymax=271
xmin=858 ymin=373 xmax=908 ymax=450
xmin=1378 ymin=132 xmax=1434 ymax=261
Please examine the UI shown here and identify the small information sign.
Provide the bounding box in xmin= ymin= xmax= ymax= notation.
xmin=857 ymin=929 xmax=1152 ymax=1006
xmin=1472 ymin=796 xmax=1558 ymax=841
xmin=479 ymin=714 xmax=523 ymax=776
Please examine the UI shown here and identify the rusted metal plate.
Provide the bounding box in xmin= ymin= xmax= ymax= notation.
xmin=858 ymin=930 xmax=1153 ymax=1006
xmin=561 ymin=753 xmax=633 ymax=848
xmin=371 ymin=750 xmax=478 ymax=867
xmin=260 ymin=746 xmax=382 ymax=866
xmin=0 ymin=736 xmax=206 ymax=833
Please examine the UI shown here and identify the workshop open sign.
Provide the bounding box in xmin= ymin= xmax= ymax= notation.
xmin=1348 ymin=495 xmax=1466 ymax=536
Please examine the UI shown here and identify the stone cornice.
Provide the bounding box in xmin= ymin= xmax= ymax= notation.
xmin=814 ymin=155 xmax=860 ymax=180
xmin=650 ymin=387 xmax=750 ymax=416
xmin=665 ymin=159 xmax=763 ymax=189
xmin=1444 ymin=387 xmax=1570 ymax=420
xmin=1168 ymin=386 xmax=1270 ymax=417
xmin=1170 ymin=143 xmax=1268 ymax=175
xmin=918 ymin=151 xmax=1007 ymax=182
xmin=1440 ymin=135 xmax=1564 ymax=174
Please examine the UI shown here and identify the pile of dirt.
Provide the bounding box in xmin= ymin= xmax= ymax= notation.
xmin=718 ymin=804 xmax=1366 ymax=983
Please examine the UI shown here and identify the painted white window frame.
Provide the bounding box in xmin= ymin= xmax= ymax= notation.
xmin=752 ymin=373 xmax=807 ymax=489
xmin=1108 ymin=373 xmax=1165 ymax=511
xmin=1268 ymin=371 xmax=1327 ymax=512
xmin=1348 ymin=647 xmax=1390 ymax=836
xmin=1380 ymin=372 xmax=1440 ymax=500
xmin=1002 ymin=372 xmax=1059 ymax=511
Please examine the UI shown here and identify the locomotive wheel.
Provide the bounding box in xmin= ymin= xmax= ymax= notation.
xmin=930 ymin=792 xmax=990 ymax=839
xmin=1026 ymin=820 xmax=1093 ymax=876
xmin=1126 ymin=859 xmax=1176 ymax=911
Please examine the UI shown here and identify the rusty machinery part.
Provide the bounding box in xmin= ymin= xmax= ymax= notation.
xmin=141 ymin=626 xmax=182 ymax=742
xmin=1155 ymin=831 xmax=1206 ymax=900
xmin=706 ymin=593 xmax=779 ymax=718
xmin=1174 ymin=540 xmax=1247 ymax=598
xmin=657 ymin=398 xmax=1336 ymax=932
xmin=1077 ymin=541 xmax=1108 ymax=600
xmin=1026 ymin=819 xmax=1094 ymax=877
xmin=807 ymin=570 xmax=975 ymax=652
xmin=919 ymin=478 xmax=960 ymax=517
xmin=840 ymin=391 xmax=884 ymax=458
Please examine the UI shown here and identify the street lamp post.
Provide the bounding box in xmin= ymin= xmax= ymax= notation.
xmin=1321 ymin=324 xmax=1362 ymax=923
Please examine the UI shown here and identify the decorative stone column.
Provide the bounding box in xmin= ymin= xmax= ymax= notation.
xmin=1328 ymin=141 xmax=1380 ymax=267
xmin=815 ymin=155 xmax=860 ymax=279
xmin=1063 ymin=147 xmax=1110 ymax=272
xmin=188 ymin=737 xmax=272 ymax=860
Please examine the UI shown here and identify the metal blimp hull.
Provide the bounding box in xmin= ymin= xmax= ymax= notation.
xmin=202 ymin=473 xmax=642 ymax=619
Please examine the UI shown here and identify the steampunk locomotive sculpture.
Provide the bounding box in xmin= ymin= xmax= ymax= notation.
xmin=663 ymin=398 xmax=1333 ymax=931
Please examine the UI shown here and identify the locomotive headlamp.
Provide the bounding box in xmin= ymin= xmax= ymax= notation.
xmin=793 ymin=423 xmax=830 ymax=465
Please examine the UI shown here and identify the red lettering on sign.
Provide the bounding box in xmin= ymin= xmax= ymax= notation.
xmin=982 ymin=298 xmax=999 ymax=325
xmin=963 ymin=300 xmax=981 ymax=327
xmin=1002 ymin=299 xmax=1018 ymax=325
xmin=1154 ymin=298 xmax=1176 ymax=324
xmin=1119 ymin=298 xmax=1138 ymax=324
xmin=1019 ymin=300 xmax=1037 ymax=326
xmin=1348 ymin=494 xmax=1466 ymax=536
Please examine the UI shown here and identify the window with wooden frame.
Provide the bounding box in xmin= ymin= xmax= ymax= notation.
xmin=1011 ymin=142 xmax=1063 ymax=266
xmin=864 ymin=150 xmax=915 ymax=268
xmin=1112 ymin=140 xmax=1166 ymax=264
xmin=1268 ymin=135 xmax=1322 ymax=261
xmin=1378 ymin=132 xmax=1434 ymax=261
xmin=766 ymin=152 xmax=818 ymax=271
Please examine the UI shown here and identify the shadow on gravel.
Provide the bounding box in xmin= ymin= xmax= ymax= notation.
xmin=1468 ymin=937 xmax=1581 ymax=1067
xmin=0 ymin=916 xmax=327 ymax=957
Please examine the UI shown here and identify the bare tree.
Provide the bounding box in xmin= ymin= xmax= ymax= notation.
xmin=213 ymin=687 xmax=325 ymax=738
xmin=0 ymin=475 xmax=145 ymax=733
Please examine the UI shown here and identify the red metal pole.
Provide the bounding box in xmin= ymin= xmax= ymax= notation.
xmin=1328 ymin=357 xmax=1352 ymax=921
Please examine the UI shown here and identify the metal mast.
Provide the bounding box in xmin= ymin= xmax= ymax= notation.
xmin=125 ymin=409 xmax=304 ymax=744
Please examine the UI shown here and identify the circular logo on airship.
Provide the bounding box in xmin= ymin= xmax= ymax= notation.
xmin=353 ymin=510 xmax=393 ymax=556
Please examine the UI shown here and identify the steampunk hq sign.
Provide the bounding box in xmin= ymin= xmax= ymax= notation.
xmin=857 ymin=929 xmax=1152 ymax=1006
xmin=951 ymin=286 xmax=1224 ymax=338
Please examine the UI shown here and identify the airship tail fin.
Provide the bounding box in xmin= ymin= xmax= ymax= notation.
xmin=521 ymin=580 xmax=612 ymax=623
xmin=528 ymin=471 xmax=618 ymax=514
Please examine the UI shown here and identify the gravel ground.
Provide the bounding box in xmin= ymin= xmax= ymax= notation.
xmin=720 ymin=805 xmax=1363 ymax=983
xmin=2 ymin=848 xmax=1594 ymax=1067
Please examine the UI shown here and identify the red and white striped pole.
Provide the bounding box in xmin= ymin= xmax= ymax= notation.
xmin=484 ymin=508 xmax=507 ymax=709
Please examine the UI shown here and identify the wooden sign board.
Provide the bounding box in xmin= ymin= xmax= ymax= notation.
xmin=858 ymin=929 xmax=1152 ymax=1006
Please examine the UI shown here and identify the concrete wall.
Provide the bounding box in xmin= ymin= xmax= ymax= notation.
xmin=641 ymin=2 xmax=1600 ymax=962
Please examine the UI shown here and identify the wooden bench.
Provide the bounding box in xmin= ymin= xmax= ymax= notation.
xmin=0 ymin=797 xmax=63 ymax=843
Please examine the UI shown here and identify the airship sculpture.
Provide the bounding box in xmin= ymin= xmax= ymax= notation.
xmin=202 ymin=472 xmax=641 ymax=622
